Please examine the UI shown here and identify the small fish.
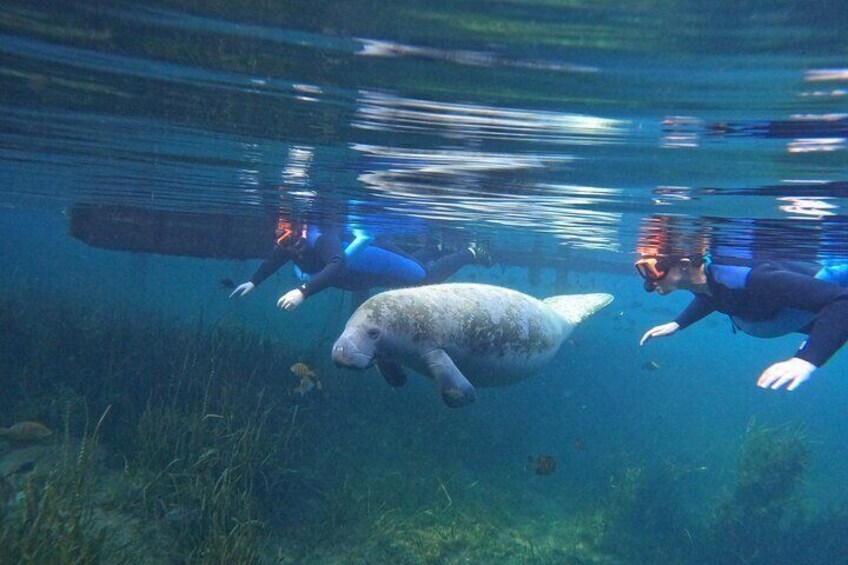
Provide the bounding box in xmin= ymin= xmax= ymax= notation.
xmin=290 ymin=362 xmax=316 ymax=379
xmin=0 ymin=421 xmax=53 ymax=442
xmin=290 ymin=362 xmax=322 ymax=397
xmin=573 ymin=437 xmax=585 ymax=452
xmin=527 ymin=455 xmax=556 ymax=476
xmin=642 ymin=360 xmax=661 ymax=371
xmin=292 ymin=375 xmax=316 ymax=397
xmin=219 ymin=278 xmax=236 ymax=290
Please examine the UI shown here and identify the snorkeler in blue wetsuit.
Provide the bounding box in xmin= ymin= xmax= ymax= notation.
xmin=635 ymin=254 xmax=848 ymax=392
xmin=229 ymin=218 xmax=492 ymax=311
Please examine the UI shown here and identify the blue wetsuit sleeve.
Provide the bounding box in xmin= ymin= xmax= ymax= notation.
xmin=250 ymin=245 xmax=294 ymax=286
xmin=747 ymin=267 xmax=848 ymax=367
xmin=298 ymin=235 xmax=346 ymax=298
xmin=675 ymin=294 xmax=715 ymax=329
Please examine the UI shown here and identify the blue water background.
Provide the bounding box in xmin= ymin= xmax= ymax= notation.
xmin=2 ymin=0 xmax=848 ymax=561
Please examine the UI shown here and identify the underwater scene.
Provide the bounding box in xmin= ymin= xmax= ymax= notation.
xmin=2 ymin=1 xmax=848 ymax=563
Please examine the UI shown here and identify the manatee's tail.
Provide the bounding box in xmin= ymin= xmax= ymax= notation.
xmin=542 ymin=293 xmax=613 ymax=326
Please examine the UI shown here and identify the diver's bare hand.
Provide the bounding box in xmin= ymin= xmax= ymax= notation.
xmin=639 ymin=322 xmax=680 ymax=346
xmin=277 ymin=289 xmax=305 ymax=311
xmin=757 ymin=357 xmax=816 ymax=391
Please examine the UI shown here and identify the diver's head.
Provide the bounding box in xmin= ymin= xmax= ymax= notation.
xmin=275 ymin=218 xmax=308 ymax=252
xmin=635 ymin=254 xmax=706 ymax=294
xmin=635 ymin=214 xmax=710 ymax=293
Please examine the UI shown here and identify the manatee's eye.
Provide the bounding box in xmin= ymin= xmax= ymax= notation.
xmin=367 ymin=327 xmax=380 ymax=340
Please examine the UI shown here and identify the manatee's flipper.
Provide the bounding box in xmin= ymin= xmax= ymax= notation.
xmin=420 ymin=349 xmax=476 ymax=408
xmin=377 ymin=361 xmax=407 ymax=387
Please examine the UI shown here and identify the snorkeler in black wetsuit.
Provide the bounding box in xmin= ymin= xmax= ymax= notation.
xmin=635 ymin=254 xmax=848 ymax=391
xmin=229 ymin=220 xmax=492 ymax=311
xmin=706 ymin=116 xmax=848 ymax=139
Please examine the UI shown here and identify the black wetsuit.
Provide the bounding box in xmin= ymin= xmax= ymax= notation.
xmin=251 ymin=232 xmax=348 ymax=298
xmin=250 ymin=232 xmax=474 ymax=299
xmin=708 ymin=118 xmax=848 ymax=139
xmin=675 ymin=261 xmax=848 ymax=367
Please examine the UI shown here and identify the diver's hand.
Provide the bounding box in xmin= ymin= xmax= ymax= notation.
xmin=639 ymin=322 xmax=680 ymax=346
xmin=757 ymin=357 xmax=816 ymax=391
xmin=229 ymin=282 xmax=255 ymax=298
xmin=277 ymin=289 xmax=305 ymax=311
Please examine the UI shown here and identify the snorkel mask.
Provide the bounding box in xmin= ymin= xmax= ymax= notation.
xmin=276 ymin=219 xmax=308 ymax=251
xmin=634 ymin=256 xmax=673 ymax=292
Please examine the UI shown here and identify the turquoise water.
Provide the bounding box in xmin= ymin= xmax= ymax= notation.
xmin=1 ymin=1 xmax=847 ymax=563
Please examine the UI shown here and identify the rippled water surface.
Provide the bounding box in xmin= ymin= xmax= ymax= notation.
xmin=3 ymin=0 xmax=846 ymax=263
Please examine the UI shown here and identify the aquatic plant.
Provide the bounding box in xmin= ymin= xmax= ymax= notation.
xmin=0 ymin=286 xmax=309 ymax=563
xmin=576 ymin=461 xmax=692 ymax=564
xmin=791 ymin=502 xmax=848 ymax=563
xmin=0 ymin=406 xmax=111 ymax=564
xmin=708 ymin=421 xmax=810 ymax=564
xmin=349 ymin=503 xmax=553 ymax=563
xmin=122 ymin=329 xmax=302 ymax=564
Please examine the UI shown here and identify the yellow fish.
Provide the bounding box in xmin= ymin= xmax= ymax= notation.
xmin=290 ymin=362 xmax=316 ymax=379
xmin=292 ymin=375 xmax=316 ymax=397
xmin=290 ymin=362 xmax=323 ymax=397
xmin=0 ymin=421 xmax=53 ymax=442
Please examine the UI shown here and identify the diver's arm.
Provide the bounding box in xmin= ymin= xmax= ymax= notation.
xmin=674 ymin=294 xmax=716 ymax=329
xmin=231 ymin=245 xmax=294 ymax=298
xmin=640 ymin=294 xmax=714 ymax=347
xmin=748 ymin=267 xmax=848 ymax=367
xmin=296 ymin=235 xmax=347 ymax=299
xmin=250 ymin=245 xmax=295 ymax=286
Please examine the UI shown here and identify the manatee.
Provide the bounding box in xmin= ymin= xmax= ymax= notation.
xmin=331 ymin=283 xmax=613 ymax=408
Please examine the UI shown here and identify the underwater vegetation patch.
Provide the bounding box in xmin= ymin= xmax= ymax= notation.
xmin=0 ymin=407 xmax=112 ymax=563
xmin=124 ymin=362 xmax=298 ymax=564
xmin=0 ymin=288 xmax=305 ymax=563
xmin=708 ymin=421 xmax=811 ymax=564
xmin=576 ymin=460 xmax=693 ymax=564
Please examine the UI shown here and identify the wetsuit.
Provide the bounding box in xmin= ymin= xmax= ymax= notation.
xmin=674 ymin=261 xmax=848 ymax=368
xmin=249 ymin=230 xmax=474 ymax=299
xmin=708 ymin=118 xmax=848 ymax=139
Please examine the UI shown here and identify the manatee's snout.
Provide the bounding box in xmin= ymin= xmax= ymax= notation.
xmin=332 ymin=333 xmax=374 ymax=369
